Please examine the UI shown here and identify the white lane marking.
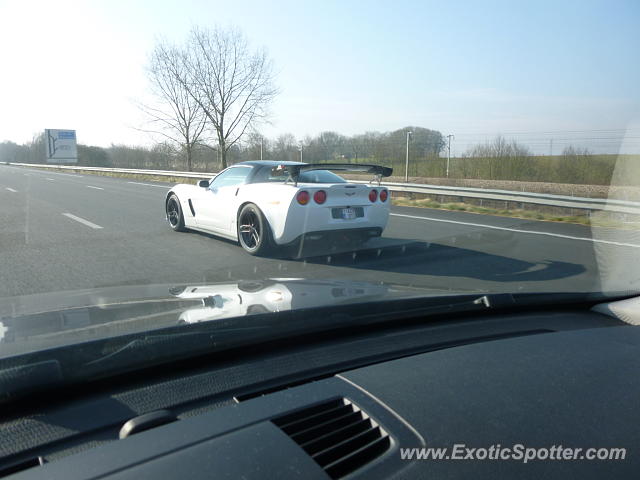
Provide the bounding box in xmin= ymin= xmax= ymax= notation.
xmin=128 ymin=181 xmax=169 ymax=188
xmin=59 ymin=173 xmax=82 ymax=177
xmin=87 ymin=185 xmax=104 ymax=190
xmin=6 ymin=187 xmax=17 ymax=192
xmin=389 ymin=212 xmax=640 ymax=249
xmin=62 ymin=213 xmax=103 ymax=230
xmin=46 ymin=178 xmax=54 ymax=181
xmin=40 ymin=171 xmax=82 ymax=178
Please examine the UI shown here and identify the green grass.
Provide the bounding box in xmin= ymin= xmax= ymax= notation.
xmin=347 ymin=154 xmax=640 ymax=186
xmin=392 ymin=196 xmax=593 ymax=225
xmin=392 ymin=196 xmax=640 ymax=230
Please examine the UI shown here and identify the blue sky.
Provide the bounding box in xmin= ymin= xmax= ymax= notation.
xmin=0 ymin=0 xmax=638 ymax=154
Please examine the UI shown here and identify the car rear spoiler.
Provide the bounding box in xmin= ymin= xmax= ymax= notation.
xmin=271 ymin=163 xmax=393 ymax=186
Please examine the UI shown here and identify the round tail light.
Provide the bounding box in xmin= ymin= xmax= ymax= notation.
xmin=369 ymin=189 xmax=378 ymax=202
xmin=379 ymin=189 xmax=388 ymax=202
xmin=313 ymin=190 xmax=327 ymax=204
xmin=297 ymin=191 xmax=310 ymax=205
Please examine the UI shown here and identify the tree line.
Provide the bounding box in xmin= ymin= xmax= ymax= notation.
xmin=2 ymin=131 xmax=630 ymax=185
xmin=0 ymin=126 xmax=444 ymax=171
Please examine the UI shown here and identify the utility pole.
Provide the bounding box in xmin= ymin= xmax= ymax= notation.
xmin=299 ymin=141 xmax=303 ymax=163
xmin=405 ymin=131 xmax=413 ymax=182
xmin=445 ymin=134 xmax=454 ymax=178
xmin=260 ymin=137 xmax=263 ymax=161
xmin=549 ymin=138 xmax=553 ymax=156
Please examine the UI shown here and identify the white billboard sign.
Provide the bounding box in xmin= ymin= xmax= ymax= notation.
xmin=45 ymin=129 xmax=78 ymax=163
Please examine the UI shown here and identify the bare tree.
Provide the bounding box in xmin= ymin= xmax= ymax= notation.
xmin=563 ymin=145 xmax=591 ymax=157
xmin=466 ymin=135 xmax=531 ymax=158
xmin=140 ymin=40 xmax=207 ymax=171
xmin=273 ymin=133 xmax=298 ymax=161
xmin=180 ymin=26 xmax=278 ymax=169
xmin=244 ymin=130 xmax=269 ymax=160
xmin=465 ymin=135 xmax=532 ymax=180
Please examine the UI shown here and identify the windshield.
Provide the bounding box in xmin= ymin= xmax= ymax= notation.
xmin=253 ymin=167 xmax=347 ymax=184
xmin=0 ymin=1 xmax=638 ymax=364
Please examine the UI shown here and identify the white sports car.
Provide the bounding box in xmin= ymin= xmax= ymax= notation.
xmin=165 ymin=161 xmax=393 ymax=255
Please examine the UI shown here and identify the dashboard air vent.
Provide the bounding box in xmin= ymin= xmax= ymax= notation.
xmin=273 ymin=398 xmax=390 ymax=479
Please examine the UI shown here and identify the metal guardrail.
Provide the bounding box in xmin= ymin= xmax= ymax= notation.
xmin=6 ymin=163 xmax=206 ymax=179
xmin=377 ymin=181 xmax=640 ymax=214
xmin=6 ymin=162 xmax=640 ymax=215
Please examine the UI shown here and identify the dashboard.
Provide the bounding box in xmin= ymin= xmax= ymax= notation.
xmin=1 ymin=307 xmax=637 ymax=479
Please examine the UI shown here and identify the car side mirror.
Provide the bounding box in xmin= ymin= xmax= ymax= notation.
xmin=198 ymin=180 xmax=210 ymax=188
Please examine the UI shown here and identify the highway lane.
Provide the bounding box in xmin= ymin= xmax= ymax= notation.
xmin=1 ymin=164 xmax=638 ymax=299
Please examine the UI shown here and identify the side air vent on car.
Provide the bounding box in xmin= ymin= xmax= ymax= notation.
xmin=273 ymin=398 xmax=391 ymax=479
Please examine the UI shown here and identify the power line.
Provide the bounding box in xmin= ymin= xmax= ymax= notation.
xmin=453 ymin=128 xmax=640 ymax=136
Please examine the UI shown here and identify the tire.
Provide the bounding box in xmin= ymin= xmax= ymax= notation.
xmin=168 ymin=286 xmax=188 ymax=296
xmin=247 ymin=304 xmax=270 ymax=315
xmin=237 ymin=203 xmax=273 ymax=256
xmin=166 ymin=194 xmax=186 ymax=232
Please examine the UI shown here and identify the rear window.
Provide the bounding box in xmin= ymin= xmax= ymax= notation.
xmin=253 ymin=167 xmax=346 ymax=184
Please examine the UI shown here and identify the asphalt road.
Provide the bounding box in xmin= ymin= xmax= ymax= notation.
xmin=2 ymin=163 xmax=639 ymax=299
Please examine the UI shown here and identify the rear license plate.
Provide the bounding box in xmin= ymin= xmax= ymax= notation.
xmin=342 ymin=208 xmax=356 ymax=219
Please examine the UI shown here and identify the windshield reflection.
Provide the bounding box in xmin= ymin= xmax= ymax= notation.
xmin=0 ymin=279 xmax=388 ymax=354
xmin=171 ymin=279 xmax=388 ymax=324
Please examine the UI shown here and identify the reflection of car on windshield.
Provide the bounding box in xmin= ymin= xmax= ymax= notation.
xmin=0 ymin=279 xmax=396 ymax=354
xmin=171 ymin=279 xmax=388 ymax=324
